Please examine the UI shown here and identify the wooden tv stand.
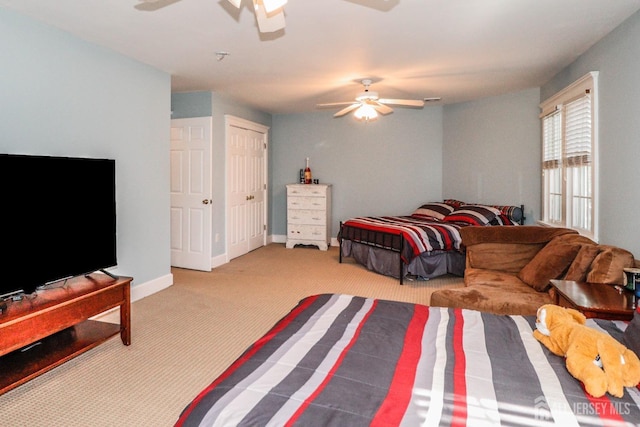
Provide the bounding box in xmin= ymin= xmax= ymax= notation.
xmin=0 ymin=274 xmax=132 ymax=395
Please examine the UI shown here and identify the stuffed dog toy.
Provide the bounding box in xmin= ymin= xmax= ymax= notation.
xmin=533 ymin=304 xmax=640 ymax=398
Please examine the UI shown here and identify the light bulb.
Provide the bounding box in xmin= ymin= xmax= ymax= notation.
xmin=354 ymin=104 xmax=378 ymax=121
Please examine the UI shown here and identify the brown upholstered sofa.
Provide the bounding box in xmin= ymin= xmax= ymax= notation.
xmin=430 ymin=226 xmax=636 ymax=316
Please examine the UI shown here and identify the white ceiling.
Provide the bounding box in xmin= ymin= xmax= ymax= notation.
xmin=2 ymin=0 xmax=640 ymax=114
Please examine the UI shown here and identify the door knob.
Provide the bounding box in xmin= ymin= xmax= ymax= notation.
xmin=202 ymin=199 xmax=212 ymax=204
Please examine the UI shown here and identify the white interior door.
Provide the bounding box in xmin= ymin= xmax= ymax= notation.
xmin=170 ymin=117 xmax=212 ymax=271
xmin=226 ymin=115 xmax=268 ymax=260
xmin=247 ymin=128 xmax=266 ymax=252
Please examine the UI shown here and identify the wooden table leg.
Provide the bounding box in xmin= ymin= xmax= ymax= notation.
xmin=120 ymin=282 xmax=131 ymax=346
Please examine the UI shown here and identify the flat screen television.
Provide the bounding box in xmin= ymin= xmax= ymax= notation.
xmin=0 ymin=154 xmax=117 ymax=297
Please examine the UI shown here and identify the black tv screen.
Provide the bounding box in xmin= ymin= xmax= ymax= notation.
xmin=0 ymin=154 xmax=117 ymax=297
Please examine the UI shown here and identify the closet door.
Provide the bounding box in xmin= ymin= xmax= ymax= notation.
xmin=226 ymin=116 xmax=268 ymax=260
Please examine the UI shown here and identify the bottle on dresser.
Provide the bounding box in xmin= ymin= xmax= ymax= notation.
xmin=304 ymin=157 xmax=312 ymax=184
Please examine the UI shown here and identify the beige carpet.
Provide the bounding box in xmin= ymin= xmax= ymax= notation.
xmin=0 ymin=244 xmax=463 ymax=426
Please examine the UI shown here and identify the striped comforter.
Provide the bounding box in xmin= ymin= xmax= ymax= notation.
xmin=175 ymin=294 xmax=640 ymax=427
xmin=340 ymin=216 xmax=465 ymax=263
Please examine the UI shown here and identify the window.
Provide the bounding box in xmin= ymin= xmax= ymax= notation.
xmin=539 ymin=72 xmax=598 ymax=240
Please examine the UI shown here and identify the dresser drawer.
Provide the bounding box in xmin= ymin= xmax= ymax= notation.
xmin=287 ymin=209 xmax=326 ymax=225
xmin=287 ymin=185 xmax=327 ymax=197
xmin=287 ymin=196 xmax=326 ymax=210
xmin=288 ymin=224 xmax=326 ymax=240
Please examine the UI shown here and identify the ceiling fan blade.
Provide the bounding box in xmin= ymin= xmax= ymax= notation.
xmin=334 ymin=104 xmax=360 ymax=117
xmin=254 ymin=3 xmax=285 ymax=32
xmin=371 ymin=101 xmax=393 ymax=115
xmin=316 ymin=102 xmax=356 ymax=108
xmin=379 ymin=98 xmax=425 ymax=107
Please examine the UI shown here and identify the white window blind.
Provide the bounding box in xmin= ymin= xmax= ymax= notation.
xmin=542 ymin=110 xmax=562 ymax=224
xmin=539 ymin=72 xmax=598 ymax=239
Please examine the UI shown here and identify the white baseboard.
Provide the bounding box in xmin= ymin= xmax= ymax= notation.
xmin=271 ymin=234 xmax=286 ymax=244
xmin=92 ymin=272 xmax=173 ymax=323
xmin=211 ymin=253 xmax=228 ymax=269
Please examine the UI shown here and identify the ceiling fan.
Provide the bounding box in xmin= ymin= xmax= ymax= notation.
xmin=137 ymin=0 xmax=287 ymax=33
xmin=316 ymin=79 xmax=425 ymax=121
xmin=227 ymin=0 xmax=287 ymax=33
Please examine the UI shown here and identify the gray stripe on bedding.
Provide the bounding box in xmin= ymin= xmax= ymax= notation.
xmin=252 ymin=295 xmax=372 ymax=424
xmin=480 ymin=313 xmax=553 ymax=425
xmin=592 ymin=318 xmax=625 ymax=343
xmin=196 ymin=293 xmax=344 ymax=426
xmin=293 ymin=297 xmax=419 ymax=426
xmin=181 ymin=294 xmax=332 ymax=425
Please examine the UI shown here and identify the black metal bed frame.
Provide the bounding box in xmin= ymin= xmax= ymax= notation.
xmin=339 ymin=221 xmax=407 ymax=284
xmin=338 ymin=204 xmax=525 ymax=285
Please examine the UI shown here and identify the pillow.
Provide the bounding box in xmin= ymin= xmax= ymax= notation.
xmin=489 ymin=205 xmax=523 ymax=224
xmin=443 ymin=205 xmax=501 ymax=226
xmin=443 ymin=199 xmax=466 ymax=209
xmin=586 ymin=246 xmax=634 ymax=284
xmin=563 ymin=244 xmax=600 ymax=282
xmin=517 ymin=243 xmax=582 ymax=291
xmin=412 ymin=203 xmax=454 ymax=220
xmin=624 ymin=307 xmax=640 ymax=358
xmin=489 ymin=214 xmax=519 ymax=226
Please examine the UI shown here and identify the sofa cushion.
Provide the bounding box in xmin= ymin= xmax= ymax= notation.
xmin=517 ymin=243 xmax=581 ymax=291
xmin=563 ymin=244 xmax=600 ymax=282
xmin=466 ymin=243 xmax=546 ymax=273
xmin=586 ymin=246 xmax=635 ymax=284
xmin=460 ymin=226 xmax=578 ymax=247
xmin=431 ymin=276 xmax=553 ymax=316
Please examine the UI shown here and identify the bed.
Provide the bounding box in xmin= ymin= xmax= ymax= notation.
xmin=175 ymin=294 xmax=640 ymax=426
xmin=338 ymin=201 xmax=524 ymax=284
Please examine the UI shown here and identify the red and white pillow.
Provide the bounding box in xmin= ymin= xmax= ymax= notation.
xmin=412 ymin=203 xmax=454 ymax=220
xmin=443 ymin=204 xmax=502 ymax=226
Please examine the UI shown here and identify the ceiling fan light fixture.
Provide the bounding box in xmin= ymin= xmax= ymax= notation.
xmin=354 ymin=104 xmax=378 ymax=122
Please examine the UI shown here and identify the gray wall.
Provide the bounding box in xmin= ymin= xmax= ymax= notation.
xmin=1 ymin=8 xmax=171 ymax=289
xmin=443 ymin=88 xmax=541 ymax=223
xmin=541 ymin=10 xmax=640 ymax=257
xmin=271 ymin=108 xmax=444 ymax=238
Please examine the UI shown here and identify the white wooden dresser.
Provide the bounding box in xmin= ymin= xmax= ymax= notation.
xmin=285 ymin=184 xmax=332 ymax=250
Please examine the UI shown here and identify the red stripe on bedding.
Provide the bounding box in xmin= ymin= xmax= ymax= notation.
xmin=344 ymin=219 xmax=422 ymax=257
xmin=284 ymin=300 xmax=379 ymax=427
xmin=451 ymin=309 xmax=467 ymax=427
xmin=174 ymin=294 xmax=321 ymax=427
xmin=370 ymin=304 xmax=429 ymax=426
xmin=582 ymin=385 xmax=626 ymax=425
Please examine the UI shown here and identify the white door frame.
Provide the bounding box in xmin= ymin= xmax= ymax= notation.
xmin=225 ymin=114 xmax=269 ymax=261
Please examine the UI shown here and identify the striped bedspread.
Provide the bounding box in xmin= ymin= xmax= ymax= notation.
xmin=340 ymin=216 xmax=465 ymax=262
xmin=175 ymin=294 xmax=640 ymax=427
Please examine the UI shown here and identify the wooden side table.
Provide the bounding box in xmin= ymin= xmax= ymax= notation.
xmin=549 ymin=279 xmax=636 ymax=321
